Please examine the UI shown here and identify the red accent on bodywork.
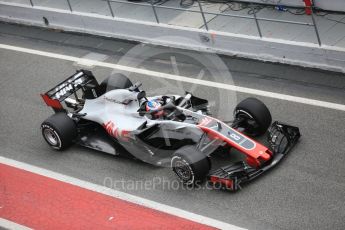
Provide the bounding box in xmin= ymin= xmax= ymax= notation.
xmin=120 ymin=130 xmax=130 ymax=142
xmin=199 ymin=126 xmax=271 ymax=167
xmin=41 ymin=94 xmax=63 ymax=109
xmin=199 ymin=117 xmax=212 ymax=126
xmin=103 ymin=121 xmax=116 ymax=136
xmin=304 ymin=0 xmax=312 ymax=15
xmin=209 ymin=176 xmax=233 ymax=190
xmin=103 ymin=121 xmax=130 ymax=141
xmin=246 ymin=157 xmax=260 ymax=168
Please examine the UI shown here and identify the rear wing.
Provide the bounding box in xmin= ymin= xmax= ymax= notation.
xmin=41 ymin=70 xmax=99 ymax=112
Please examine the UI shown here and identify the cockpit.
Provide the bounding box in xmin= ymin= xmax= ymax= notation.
xmin=137 ymin=94 xmax=186 ymax=121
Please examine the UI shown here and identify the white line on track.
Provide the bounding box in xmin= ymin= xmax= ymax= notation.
xmin=0 ymin=156 xmax=246 ymax=230
xmin=0 ymin=43 xmax=345 ymax=111
xmin=0 ymin=218 xmax=32 ymax=230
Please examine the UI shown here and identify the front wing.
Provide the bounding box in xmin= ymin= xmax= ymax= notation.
xmin=207 ymin=121 xmax=301 ymax=191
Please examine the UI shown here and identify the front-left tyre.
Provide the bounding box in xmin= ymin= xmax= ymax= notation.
xmin=171 ymin=146 xmax=211 ymax=185
xmin=41 ymin=113 xmax=77 ymax=150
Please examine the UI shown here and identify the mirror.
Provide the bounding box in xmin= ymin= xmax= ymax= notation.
xmin=129 ymin=81 xmax=143 ymax=92
xmin=137 ymin=91 xmax=146 ymax=101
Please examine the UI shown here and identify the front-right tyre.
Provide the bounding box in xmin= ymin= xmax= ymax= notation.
xmin=234 ymin=97 xmax=272 ymax=136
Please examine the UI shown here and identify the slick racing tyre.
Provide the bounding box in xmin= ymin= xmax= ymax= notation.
xmin=234 ymin=97 xmax=272 ymax=136
xmin=98 ymin=73 xmax=133 ymax=95
xmin=171 ymin=146 xmax=211 ymax=185
xmin=41 ymin=113 xmax=77 ymax=150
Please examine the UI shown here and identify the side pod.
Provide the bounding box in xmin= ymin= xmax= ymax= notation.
xmin=207 ymin=122 xmax=301 ymax=191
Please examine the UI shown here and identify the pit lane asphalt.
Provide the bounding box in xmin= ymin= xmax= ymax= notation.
xmin=0 ymin=22 xmax=344 ymax=230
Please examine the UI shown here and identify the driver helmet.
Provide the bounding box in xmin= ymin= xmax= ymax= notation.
xmin=146 ymin=99 xmax=163 ymax=117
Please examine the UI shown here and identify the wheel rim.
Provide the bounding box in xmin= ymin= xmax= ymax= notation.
xmin=236 ymin=112 xmax=260 ymax=136
xmin=43 ymin=128 xmax=59 ymax=146
xmin=173 ymin=160 xmax=192 ymax=182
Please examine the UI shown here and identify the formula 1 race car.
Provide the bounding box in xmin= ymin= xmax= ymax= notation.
xmin=40 ymin=70 xmax=300 ymax=191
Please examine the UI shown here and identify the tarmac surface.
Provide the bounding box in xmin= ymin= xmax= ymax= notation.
xmin=0 ymin=22 xmax=345 ymax=230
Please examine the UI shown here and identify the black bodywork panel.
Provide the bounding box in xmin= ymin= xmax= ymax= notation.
xmin=74 ymin=119 xmax=204 ymax=166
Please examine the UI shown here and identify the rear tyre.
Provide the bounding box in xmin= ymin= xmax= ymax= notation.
xmin=171 ymin=146 xmax=211 ymax=185
xmin=41 ymin=113 xmax=77 ymax=150
xmin=234 ymin=97 xmax=272 ymax=136
xmin=98 ymin=73 xmax=133 ymax=95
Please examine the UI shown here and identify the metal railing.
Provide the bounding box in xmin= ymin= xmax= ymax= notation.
xmin=26 ymin=0 xmax=322 ymax=46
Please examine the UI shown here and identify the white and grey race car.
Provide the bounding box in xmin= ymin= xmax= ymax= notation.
xmin=40 ymin=70 xmax=300 ymax=191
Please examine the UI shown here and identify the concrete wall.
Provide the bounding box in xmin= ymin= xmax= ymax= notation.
xmin=1 ymin=2 xmax=345 ymax=73
xmin=242 ymin=0 xmax=345 ymax=12
xmin=315 ymin=0 xmax=345 ymax=12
